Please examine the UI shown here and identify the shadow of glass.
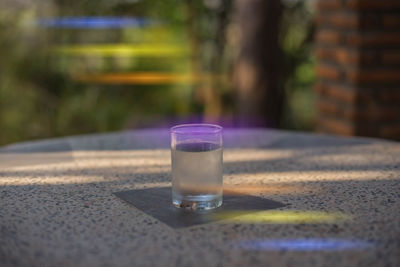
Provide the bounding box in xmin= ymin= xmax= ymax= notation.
xmin=114 ymin=187 xmax=286 ymax=229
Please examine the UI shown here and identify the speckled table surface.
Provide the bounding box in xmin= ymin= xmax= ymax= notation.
xmin=1 ymin=129 xmax=399 ymax=267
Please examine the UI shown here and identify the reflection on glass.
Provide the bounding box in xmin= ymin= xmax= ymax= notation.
xmin=213 ymin=210 xmax=351 ymax=224
xmin=236 ymin=238 xmax=375 ymax=251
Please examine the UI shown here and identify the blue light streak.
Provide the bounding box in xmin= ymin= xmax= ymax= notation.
xmin=37 ymin=17 xmax=155 ymax=28
xmin=237 ymin=238 xmax=375 ymax=251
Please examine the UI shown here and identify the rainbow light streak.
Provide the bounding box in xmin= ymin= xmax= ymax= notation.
xmin=213 ymin=210 xmax=351 ymax=224
xmin=223 ymin=184 xmax=313 ymax=195
xmin=51 ymin=44 xmax=189 ymax=57
xmin=236 ymin=238 xmax=375 ymax=251
xmin=76 ymin=72 xmax=215 ymax=85
xmin=38 ymin=17 xmax=154 ymax=28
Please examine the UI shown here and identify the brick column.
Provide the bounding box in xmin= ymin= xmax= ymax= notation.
xmin=314 ymin=0 xmax=400 ymax=140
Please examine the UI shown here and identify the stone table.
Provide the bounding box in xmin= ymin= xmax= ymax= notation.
xmin=0 ymin=129 xmax=399 ymax=266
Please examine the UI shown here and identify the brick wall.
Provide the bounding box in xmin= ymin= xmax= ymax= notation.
xmin=314 ymin=0 xmax=400 ymax=140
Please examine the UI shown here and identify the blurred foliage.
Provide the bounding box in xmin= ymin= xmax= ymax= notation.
xmin=280 ymin=0 xmax=316 ymax=130
xmin=0 ymin=0 xmax=315 ymax=146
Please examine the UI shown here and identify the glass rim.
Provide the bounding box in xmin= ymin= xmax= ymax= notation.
xmin=170 ymin=123 xmax=223 ymax=134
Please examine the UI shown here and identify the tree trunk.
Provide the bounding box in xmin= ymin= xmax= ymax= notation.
xmin=234 ymin=0 xmax=284 ymax=127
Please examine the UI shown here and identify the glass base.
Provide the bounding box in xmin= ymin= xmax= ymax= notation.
xmin=172 ymin=191 xmax=222 ymax=210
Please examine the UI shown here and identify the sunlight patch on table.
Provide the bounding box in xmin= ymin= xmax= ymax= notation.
xmin=226 ymin=170 xmax=395 ymax=182
xmin=0 ymin=152 xmax=74 ymax=169
xmin=0 ymin=176 xmax=107 ymax=186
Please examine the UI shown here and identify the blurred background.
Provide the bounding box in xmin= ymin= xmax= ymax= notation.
xmin=1 ymin=0 xmax=399 ymax=146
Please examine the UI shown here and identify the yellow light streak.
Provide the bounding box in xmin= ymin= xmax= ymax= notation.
xmin=51 ymin=44 xmax=189 ymax=57
xmin=213 ymin=210 xmax=351 ymax=224
xmin=75 ymin=72 xmax=216 ymax=85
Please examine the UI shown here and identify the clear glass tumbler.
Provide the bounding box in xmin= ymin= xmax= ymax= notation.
xmin=170 ymin=124 xmax=223 ymax=210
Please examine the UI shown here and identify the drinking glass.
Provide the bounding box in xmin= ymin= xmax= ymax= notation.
xmin=170 ymin=124 xmax=223 ymax=210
